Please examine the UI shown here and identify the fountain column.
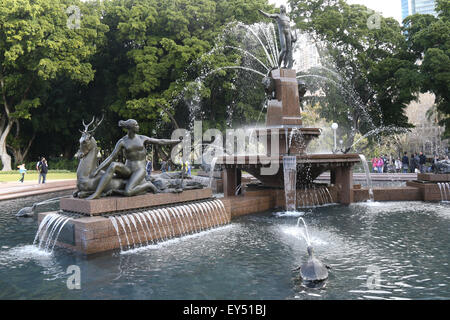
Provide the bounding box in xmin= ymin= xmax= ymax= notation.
xmin=223 ymin=167 xmax=242 ymax=197
xmin=334 ymin=166 xmax=353 ymax=204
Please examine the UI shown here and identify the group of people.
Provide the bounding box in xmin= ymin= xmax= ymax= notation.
xmin=371 ymin=155 xmax=388 ymax=173
xmin=371 ymin=152 xmax=448 ymax=174
xmin=16 ymin=157 xmax=48 ymax=183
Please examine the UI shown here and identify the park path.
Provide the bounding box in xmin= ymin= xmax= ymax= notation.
xmin=0 ymin=179 xmax=76 ymax=201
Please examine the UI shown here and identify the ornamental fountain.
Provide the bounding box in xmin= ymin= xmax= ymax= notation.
xmin=32 ymin=6 xmax=449 ymax=257
xmin=214 ymin=7 xmax=361 ymax=209
xmin=34 ymin=6 xmax=361 ymax=256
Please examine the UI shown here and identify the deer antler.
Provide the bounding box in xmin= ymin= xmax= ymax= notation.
xmin=82 ymin=116 xmax=95 ymax=132
xmin=87 ymin=114 xmax=105 ymax=133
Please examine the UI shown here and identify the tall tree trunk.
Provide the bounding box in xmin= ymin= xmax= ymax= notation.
xmin=8 ymin=132 xmax=35 ymax=166
xmin=0 ymin=77 xmax=13 ymax=171
xmin=0 ymin=120 xmax=13 ymax=171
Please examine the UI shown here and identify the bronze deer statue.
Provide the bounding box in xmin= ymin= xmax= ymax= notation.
xmin=74 ymin=116 xmax=126 ymax=198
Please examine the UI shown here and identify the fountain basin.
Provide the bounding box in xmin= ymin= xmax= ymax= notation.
xmin=216 ymin=154 xmax=361 ymax=192
xmin=38 ymin=198 xmax=231 ymax=255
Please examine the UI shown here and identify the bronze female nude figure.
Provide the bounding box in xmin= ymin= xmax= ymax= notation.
xmin=86 ymin=119 xmax=181 ymax=200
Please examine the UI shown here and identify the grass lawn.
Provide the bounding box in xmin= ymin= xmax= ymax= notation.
xmin=0 ymin=171 xmax=76 ymax=182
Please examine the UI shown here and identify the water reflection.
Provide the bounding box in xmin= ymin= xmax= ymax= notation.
xmin=0 ymin=194 xmax=449 ymax=299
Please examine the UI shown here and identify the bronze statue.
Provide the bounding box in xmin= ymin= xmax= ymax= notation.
xmin=259 ymin=5 xmax=297 ymax=69
xmin=147 ymin=172 xmax=205 ymax=193
xmin=74 ymin=116 xmax=126 ymax=198
xmin=86 ymin=119 xmax=181 ymax=200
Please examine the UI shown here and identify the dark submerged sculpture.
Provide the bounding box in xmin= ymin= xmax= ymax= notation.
xmin=258 ymin=5 xmax=297 ymax=69
xmin=85 ymin=119 xmax=181 ymax=200
xmin=147 ymin=172 xmax=205 ymax=193
xmin=294 ymin=246 xmax=330 ymax=287
xmin=433 ymin=160 xmax=450 ymax=174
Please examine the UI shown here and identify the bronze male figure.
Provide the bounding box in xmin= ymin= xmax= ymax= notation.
xmin=259 ymin=5 xmax=297 ymax=69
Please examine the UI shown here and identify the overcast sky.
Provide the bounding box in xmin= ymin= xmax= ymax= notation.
xmin=268 ymin=0 xmax=402 ymax=23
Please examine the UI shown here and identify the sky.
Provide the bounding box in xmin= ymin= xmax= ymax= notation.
xmin=268 ymin=0 xmax=402 ymax=23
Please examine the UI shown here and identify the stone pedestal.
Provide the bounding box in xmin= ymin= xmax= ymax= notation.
xmin=39 ymin=197 xmax=232 ymax=255
xmin=61 ymin=189 xmax=213 ymax=216
xmin=266 ymin=68 xmax=303 ymax=126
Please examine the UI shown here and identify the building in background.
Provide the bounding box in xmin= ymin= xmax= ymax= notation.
xmin=401 ymin=0 xmax=436 ymax=21
xmin=401 ymin=93 xmax=448 ymax=157
xmin=294 ymin=33 xmax=321 ymax=72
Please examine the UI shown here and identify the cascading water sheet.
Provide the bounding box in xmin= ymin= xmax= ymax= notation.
xmin=283 ymin=155 xmax=297 ymax=211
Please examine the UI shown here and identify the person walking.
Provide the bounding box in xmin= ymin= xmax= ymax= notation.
xmin=18 ymin=164 xmax=27 ymax=183
xmin=377 ymin=156 xmax=384 ymax=173
xmin=185 ymin=161 xmax=191 ymax=176
xmin=414 ymin=153 xmax=420 ymax=173
xmin=410 ymin=154 xmax=416 ymax=173
xmin=145 ymin=157 xmax=152 ymax=176
xmin=411 ymin=153 xmax=419 ymax=173
xmin=395 ymin=158 xmax=402 ymax=173
xmin=381 ymin=154 xmax=392 ymax=172
xmin=38 ymin=157 xmax=48 ymax=184
xmin=35 ymin=157 xmax=41 ymax=171
xmin=37 ymin=157 xmax=42 ymax=183
xmin=402 ymin=152 xmax=409 ymax=173
xmin=419 ymin=152 xmax=427 ymax=173
xmin=371 ymin=156 xmax=378 ymax=173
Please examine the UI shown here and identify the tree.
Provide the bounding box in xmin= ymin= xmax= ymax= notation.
xmin=0 ymin=0 xmax=108 ymax=170
xmin=403 ymin=0 xmax=450 ymax=137
xmin=288 ymin=0 xmax=420 ymax=149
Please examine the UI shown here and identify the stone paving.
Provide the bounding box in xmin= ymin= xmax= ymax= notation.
xmin=0 ymin=179 xmax=76 ymax=201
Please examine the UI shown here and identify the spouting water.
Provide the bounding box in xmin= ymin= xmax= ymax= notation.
xmin=33 ymin=214 xmax=54 ymax=245
xmin=50 ymin=217 xmax=71 ymax=253
xmin=110 ymin=216 xmax=123 ymax=251
xmin=117 ymin=216 xmax=131 ymax=249
xmin=209 ymin=157 xmax=218 ymax=188
xmin=359 ymin=154 xmax=374 ymax=202
xmin=133 ymin=213 xmax=149 ymax=246
xmin=283 ymin=155 xmax=298 ymax=211
xmin=438 ymin=183 xmax=445 ymax=201
xmin=296 ymin=217 xmax=312 ymax=246
xmin=145 ymin=211 xmax=162 ymax=242
xmin=128 ymin=215 xmax=142 ymax=247
xmin=122 ymin=215 xmax=136 ymax=247
xmin=137 ymin=212 xmax=152 ymax=244
xmin=33 ymin=213 xmax=71 ymax=253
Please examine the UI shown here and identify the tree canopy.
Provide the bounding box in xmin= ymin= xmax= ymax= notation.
xmin=289 ymin=0 xmax=421 ymax=149
xmin=0 ymin=0 xmax=447 ymax=170
xmin=403 ymin=0 xmax=450 ymax=137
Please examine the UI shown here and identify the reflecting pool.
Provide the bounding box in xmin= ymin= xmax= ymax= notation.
xmin=0 ymin=193 xmax=449 ymax=300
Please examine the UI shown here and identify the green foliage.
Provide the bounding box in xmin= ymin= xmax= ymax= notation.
xmin=403 ymin=0 xmax=450 ymax=137
xmin=289 ymin=0 xmax=419 ymax=148
xmin=1 ymin=0 xmax=446 ymax=166
xmin=0 ymin=0 xmax=108 ymax=169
